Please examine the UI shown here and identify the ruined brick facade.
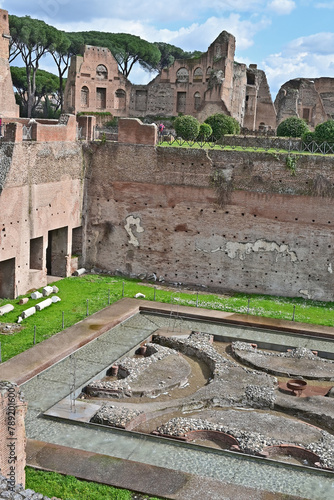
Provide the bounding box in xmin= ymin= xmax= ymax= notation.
xmin=0 ymin=382 xmax=27 ymax=487
xmin=0 ymin=10 xmax=19 ymax=118
xmin=64 ymin=45 xmax=132 ymax=117
xmin=0 ymin=141 xmax=84 ymax=298
xmin=64 ymin=32 xmax=277 ymax=131
xmin=275 ymin=78 xmax=334 ymax=129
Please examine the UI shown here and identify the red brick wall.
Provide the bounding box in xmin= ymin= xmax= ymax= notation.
xmin=118 ymin=118 xmax=157 ymax=145
xmin=0 ymin=383 xmax=27 ymax=488
xmin=83 ymin=142 xmax=334 ymax=301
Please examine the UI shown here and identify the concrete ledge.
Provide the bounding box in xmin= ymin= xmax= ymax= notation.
xmin=26 ymin=439 xmax=303 ymax=500
xmin=0 ymin=299 xmax=140 ymax=385
xmin=139 ymin=303 xmax=334 ymax=340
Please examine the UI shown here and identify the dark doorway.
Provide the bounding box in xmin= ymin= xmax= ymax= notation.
xmin=0 ymin=257 xmax=15 ymax=299
xmin=46 ymin=227 xmax=68 ymax=277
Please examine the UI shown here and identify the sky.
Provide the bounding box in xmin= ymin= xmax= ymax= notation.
xmin=3 ymin=0 xmax=334 ymax=98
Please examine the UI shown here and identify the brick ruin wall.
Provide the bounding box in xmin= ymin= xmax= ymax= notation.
xmin=1 ymin=138 xmax=334 ymax=301
xmin=0 ymin=141 xmax=84 ymax=297
xmin=0 ymin=383 xmax=27 ymax=488
xmin=82 ymin=143 xmax=334 ymax=301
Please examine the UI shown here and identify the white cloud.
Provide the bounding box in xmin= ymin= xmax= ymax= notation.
xmin=268 ymin=0 xmax=296 ymax=15
xmin=54 ymin=13 xmax=270 ymax=54
xmin=262 ymin=32 xmax=334 ymax=96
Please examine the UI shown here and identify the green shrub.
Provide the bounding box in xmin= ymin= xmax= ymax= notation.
xmin=313 ymin=120 xmax=334 ymax=143
xmin=277 ymin=117 xmax=309 ymax=138
xmin=174 ymin=115 xmax=200 ymax=140
xmin=204 ymin=113 xmax=240 ymax=139
xmin=197 ymin=123 xmax=212 ymax=141
xmin=302 ymin=131 xmax=315 ymax=144
xmin=105 ymin=117 xmax=118 ymax=128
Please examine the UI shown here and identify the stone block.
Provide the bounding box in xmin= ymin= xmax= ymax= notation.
xmin=42 ymin=286 xmax=53 ymax=297
xmin=31 ymin=291 xmax=43 ymax=300
xmin=0 ymin=304 xmax=14 ymax=316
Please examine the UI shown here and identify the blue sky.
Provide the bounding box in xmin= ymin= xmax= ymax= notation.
xmin=2 ymin=0 xmax=334 ymax=98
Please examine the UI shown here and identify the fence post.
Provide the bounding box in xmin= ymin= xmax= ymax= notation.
xmin=154 ymin=287 xmax=156 ymax=301
xmin=122 ymin=282 xmax=125 ymax=298
xmin=247 ymin=298 xmax=250 ymax=314
xmin=86 ymin=299 xmax=89 ymax=316
xmin=33 ymin=325 xmax=36 ymax=345
xmin=196 ymin=292 xmax=199 ymax=307
xmin=62 ymin=311 xmax=64 ymax=329
xmin=108 ymin=289 xmax=110 ymax=305
xmin=292 ymin=305 xmax=295 ymax=321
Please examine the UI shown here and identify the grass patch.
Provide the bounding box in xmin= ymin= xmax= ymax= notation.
xmin=25 ymin=467 xmax=163 ymax=500
xmin=0 ymin=275 xmax=334 ymax=362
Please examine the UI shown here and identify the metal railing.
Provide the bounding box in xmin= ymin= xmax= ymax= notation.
xmin=157 ymin=135 xmax=334 ymax=155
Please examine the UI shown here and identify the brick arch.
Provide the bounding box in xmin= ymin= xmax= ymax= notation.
xmin=193 ymin=67 xmax=203 ymax=82
xmin=176 ymin=67 xmax=189 ymax=83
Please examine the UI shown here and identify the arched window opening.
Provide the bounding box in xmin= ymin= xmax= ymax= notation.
xmin=176 ymin=67 xmax=189 ymax=83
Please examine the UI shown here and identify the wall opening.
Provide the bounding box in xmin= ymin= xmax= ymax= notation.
xmin=29 ymin=236 xmax=43 ymax=270
xmin=247 ymin=72 xmax=256 ymax=85
xmin=193 ymin=68 xmax=203 ymax=82
xmin=303 ymin=108 xmax=310 ymax=123
xmin=96 ymin=88 xmax=107 ymax=109
xmin=46 ymin=227 xmax=68 ymax=277
xmin=96 ymin=64 xmax=108 ymax=80
xmin=135 ymin=90 xmax=148 ymax=111
xmin=176 ymin=67 xmax=189 ymax=83
xmin=72 ymin=226 xmax=82 ymax=257
xmin=81 ymin=86 xmax=89 ymax=108
xmin=194 ymin=92 xmax=201 ymax=110
xmin=115 ymin=89 xmax=126 ymax=110
xmin=0 ymin=258 xmax=15 ymax=299
xmin=177 ymin=92 xmax=187 ymax=113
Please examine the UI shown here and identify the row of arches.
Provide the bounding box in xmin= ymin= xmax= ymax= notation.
xmin=176 ymin=66 xmax=216 ymax=83
xmin=81 ymin=86 xmax=126 ymax=109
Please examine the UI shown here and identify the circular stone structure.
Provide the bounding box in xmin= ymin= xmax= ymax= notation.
xmin=232 ymin=342 xmax=334 ymax=380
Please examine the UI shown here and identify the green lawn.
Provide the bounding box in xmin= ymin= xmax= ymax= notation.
xmin=25 ymin=467 xmax=164 ymax=500
xmin=0 ymin=274 xmax=334 ymax=362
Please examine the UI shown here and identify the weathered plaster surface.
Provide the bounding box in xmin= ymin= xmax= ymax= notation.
xmin=124 ymin=215 xmax=144 ymax=247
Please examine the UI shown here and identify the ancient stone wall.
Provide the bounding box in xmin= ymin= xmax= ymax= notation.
xmin=64 ymin=32 xmax=276 ymax=131
xmin=0 ymin=382 xmax=27 ymax=488
xmin=118 ymin=118 xmax=157 ymax=145
xmin=0 ymin=141 xmax=84 ymax=297
xmin=64 ymin=45 xmax=131 ymax=117
xmin=83 ymin=142 xmax=334 ymax=301
xmin=275 ymin=78 xmax=334 ymax=129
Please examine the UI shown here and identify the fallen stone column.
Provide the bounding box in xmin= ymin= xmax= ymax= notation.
xmin=0 ymin=304 xmax=14 ymax=316
xmin=21 ymin=306 xmax=36 ymax=319
xmin=31 ymin=291 xmax=43 ymax=300
xmin=74 ymin=268 xmax=86 ymax=276
xmin=36 ymin=298 xmax=52 ymax=311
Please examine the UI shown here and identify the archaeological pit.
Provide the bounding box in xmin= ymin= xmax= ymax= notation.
xmin=2 ymin=298 xmax=334 ymax=499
